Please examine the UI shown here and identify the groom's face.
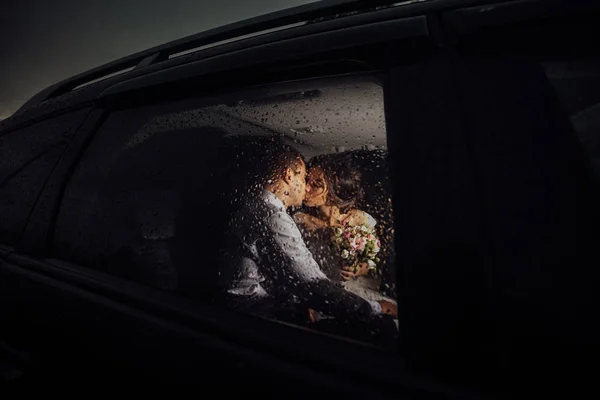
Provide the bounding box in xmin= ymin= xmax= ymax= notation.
xmin=286 ymin=160 xmax=308 ymax=208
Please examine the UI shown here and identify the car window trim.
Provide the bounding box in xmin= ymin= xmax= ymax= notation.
xmin=97 ymin=16 xmax=428 ymax=102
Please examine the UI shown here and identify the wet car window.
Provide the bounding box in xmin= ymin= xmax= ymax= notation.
xmin=53 ymin=76 xmax=398 ymax=348
xmin=0 ymin=108 xmax=90 ymax=245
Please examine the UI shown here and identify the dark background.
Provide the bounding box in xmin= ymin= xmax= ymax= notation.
xmin=0 ymin=0 xmax=317 ymax=119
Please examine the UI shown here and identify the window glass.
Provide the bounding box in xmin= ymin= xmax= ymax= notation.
xmin=54 ymin=76 xmax=397 ymax=348
xmin=0 ymin=109 xmax=90 ymax=245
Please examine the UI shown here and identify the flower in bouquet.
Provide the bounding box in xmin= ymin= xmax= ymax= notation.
xmin=331 ymin=220 xmax=381 ymax=274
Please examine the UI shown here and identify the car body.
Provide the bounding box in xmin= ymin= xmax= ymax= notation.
xmin=1 ymin=0 xmax=599 ymax=395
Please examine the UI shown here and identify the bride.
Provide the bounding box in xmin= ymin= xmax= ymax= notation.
xmin=294 ymin=154 xmax=395 ymax=305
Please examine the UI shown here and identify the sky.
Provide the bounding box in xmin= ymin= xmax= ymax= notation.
xmin=0 ymin=0 xmax=318 ymax=119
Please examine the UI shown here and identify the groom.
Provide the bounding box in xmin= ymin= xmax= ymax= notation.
xmin=222 ymin=142 xmax=396 ymax=322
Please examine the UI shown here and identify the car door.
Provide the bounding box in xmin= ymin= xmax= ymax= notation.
xmin=419 ymin=0 xmax=600 ymax=391
xmin=3 ymin=0 xmax=597 ymax=395
xmin=1 ymin=6 xmax=463 ymax=396
xmin=0 ymin=107 xmax=92 ymax=380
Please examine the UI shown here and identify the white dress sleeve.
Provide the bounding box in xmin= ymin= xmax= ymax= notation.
xmin=364 ymin=212 xmax=377 ymax=229
xmin=347 ymin=210 xmax=377 ymax=229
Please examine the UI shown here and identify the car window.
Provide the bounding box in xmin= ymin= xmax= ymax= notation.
xmin=53 ymin=75 xmax=398 ymax=348
xmin=0 ymin=109 xmax=90 ymax=245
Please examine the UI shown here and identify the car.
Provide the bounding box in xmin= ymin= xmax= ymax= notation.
xmin=1 ymin=0 xmax=599 ymax=395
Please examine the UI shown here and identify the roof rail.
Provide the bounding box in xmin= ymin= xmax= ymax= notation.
xmin=17 ymin=0 xmax=406 ymax=112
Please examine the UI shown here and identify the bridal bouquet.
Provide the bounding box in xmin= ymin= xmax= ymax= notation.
xmin=331 ymin=220 xmax=381 ymax=274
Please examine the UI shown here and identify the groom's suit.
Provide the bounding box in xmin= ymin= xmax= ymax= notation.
xmin=221 ymin=189 xmax=382 ymax=320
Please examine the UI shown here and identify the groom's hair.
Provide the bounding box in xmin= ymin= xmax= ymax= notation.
xmin=225 ymin=136 xmax=304 ymax=195
xmin=263 ymin=143 xmax=305 ymax=185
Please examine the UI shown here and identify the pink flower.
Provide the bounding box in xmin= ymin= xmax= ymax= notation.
xmin=355 ymin=237 xmax=366 ymax=251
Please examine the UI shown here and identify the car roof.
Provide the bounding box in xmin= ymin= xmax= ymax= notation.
xmin=1 ymin=0 xmax=594 ymax=134
xmin=2 ymin=1 xmax=466 ymax=117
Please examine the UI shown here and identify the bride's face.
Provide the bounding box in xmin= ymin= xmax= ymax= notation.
xmin=304 ymin=166 xmax=328 ymax=207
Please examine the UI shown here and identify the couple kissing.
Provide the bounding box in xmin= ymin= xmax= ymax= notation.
xmin=223 ymin=141 xmax=397 ymax=334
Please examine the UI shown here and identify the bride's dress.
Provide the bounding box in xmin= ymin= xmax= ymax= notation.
xmin=298 ymin=209 xmax=395 ymax=305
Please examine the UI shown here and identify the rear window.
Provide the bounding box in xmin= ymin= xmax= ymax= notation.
xmin=54 ymin=75 xmax=399 ymax=348
xmin=0 ymin=109 xmax=90 ymax=245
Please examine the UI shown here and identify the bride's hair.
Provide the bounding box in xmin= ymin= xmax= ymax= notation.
xmin=309 ymin=154 xmax=365 ymax=210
